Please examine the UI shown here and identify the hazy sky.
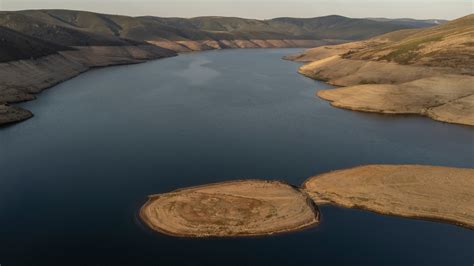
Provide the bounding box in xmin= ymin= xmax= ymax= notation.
xmin=0 ymin=0 xmax=472 ymax=19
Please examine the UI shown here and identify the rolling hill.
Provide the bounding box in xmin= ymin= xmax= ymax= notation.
xmin=0 ymin=10 xmax=440 ymax=47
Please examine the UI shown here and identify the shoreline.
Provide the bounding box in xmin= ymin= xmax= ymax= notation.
xmin=315 ymin=91 xmax=472 ymax=126
xmin=294 ymin=59 xmax=474 ymax=126
xmin=286 ymin=15 xmax=474 ymax=127
xmin=314 ymin=201 xmax=474 ymax=230
xmin=311 ymin=74 xmax=474 ymax=127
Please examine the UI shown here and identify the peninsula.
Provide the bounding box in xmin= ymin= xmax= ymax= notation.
xmin=288 ymin=14 xmax=474 ymax=126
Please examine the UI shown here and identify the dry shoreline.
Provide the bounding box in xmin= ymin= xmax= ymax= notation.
xmin=303 ymin=165 xmax=474 ymax=230
xmin=316 ymin=200 xmax=474 ymax=230
xmin=291 ymin=54 xmax=474 ymax=126
xmin=139 ymin=179 xmax=320 ymax=238
xmin=0 ymin=45 xmax=175 ymax=126
xmin=287 ymin=15 xmax=474 ymax=126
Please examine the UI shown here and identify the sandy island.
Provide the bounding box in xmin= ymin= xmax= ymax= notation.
xmin=303 ymin=165 xmax=474 ymax=229
xmin=140 ymin=180 xmax=319 ymax=237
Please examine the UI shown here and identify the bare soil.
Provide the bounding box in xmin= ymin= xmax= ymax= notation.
xmin=303 ymin=165 xmax=474 ymax=229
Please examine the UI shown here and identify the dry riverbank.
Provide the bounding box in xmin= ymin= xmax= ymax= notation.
xmin=148 ymin=39 xmax=339 ymax=52
xmin=297 ymin=57 xmax=474 ymax=126
xmin=0 ymin=39 xmax=341 ymax=127
xmin=289 ymin=15 xmax=474 ymax=126
xmin=140 ymin=180 xmax=319 ymax=237
xmin=316 ymin=74 xmax=474 ymax=126
xmin=0 ymin=45 xmax=176 ymax=126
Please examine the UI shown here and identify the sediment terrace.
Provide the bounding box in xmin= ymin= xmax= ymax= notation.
xmin=140 ymin=180 xmax=319 ymax=237
xmin=316 ymin=74 xmax=474 ymax=126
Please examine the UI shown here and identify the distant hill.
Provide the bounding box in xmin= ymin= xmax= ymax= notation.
xmin=0 ymin=10 xmax=440 ymax=47
xmin=345 ymin=14 xmax=474 ymax=70
xmin=0 ymin=9 xmax=449 ymax=64
xmin=367 ymin=18 xmax=448 ymax=28
xmin=0 ymin=10 xmax=145 ymax=46
xmin=288 ymin=14 xmax=473 ymax=126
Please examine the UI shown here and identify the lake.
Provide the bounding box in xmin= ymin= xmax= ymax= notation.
xmin=0 ymin=49 xmax=473 ymax=265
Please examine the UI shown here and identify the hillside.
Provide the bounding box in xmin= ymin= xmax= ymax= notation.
xmin=0 ymin=26 xmax=72 ymax=62
xmin=344 ymin=14 xmax=474 ymax=70
xmin=0 ymin=11 xmax=145 ymax=46
xmin=290 ymin=14 xmax=474 ymax=126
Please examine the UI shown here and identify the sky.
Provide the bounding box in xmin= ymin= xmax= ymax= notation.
xmin=0 ymin=0 xmax=472 ymax=20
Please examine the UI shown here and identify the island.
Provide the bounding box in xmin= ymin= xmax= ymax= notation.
xmin=140 ymin=180 xmax=319 ymax=237
xmin=303 ymin=165 xmax=474 ymax=229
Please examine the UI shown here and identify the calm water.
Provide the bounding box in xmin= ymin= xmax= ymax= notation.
xmin=0 ymin=49 xmax=473 ymax=266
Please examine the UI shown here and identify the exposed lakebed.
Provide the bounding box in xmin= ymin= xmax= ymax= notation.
xmin=0 ymin=49 xmax=473 ymax=265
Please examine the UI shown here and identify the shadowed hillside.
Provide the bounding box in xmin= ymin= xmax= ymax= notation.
xmin=0 ymin=10 xmax=440 ymax=46
xmin=0 ymin=26 xmax=73 ymax=62
xmin=0 ymin=11 xmax=145 ymax=46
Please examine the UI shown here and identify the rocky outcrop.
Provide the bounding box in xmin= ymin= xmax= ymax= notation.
xmin=0 ymin=104 xmax=32 ymax=125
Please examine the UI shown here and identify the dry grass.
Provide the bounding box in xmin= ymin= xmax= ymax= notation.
xmin=140 ymin=180 xmax=319 ymax=237
xmin=303 ymin=165 xmax=474 ymax=229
